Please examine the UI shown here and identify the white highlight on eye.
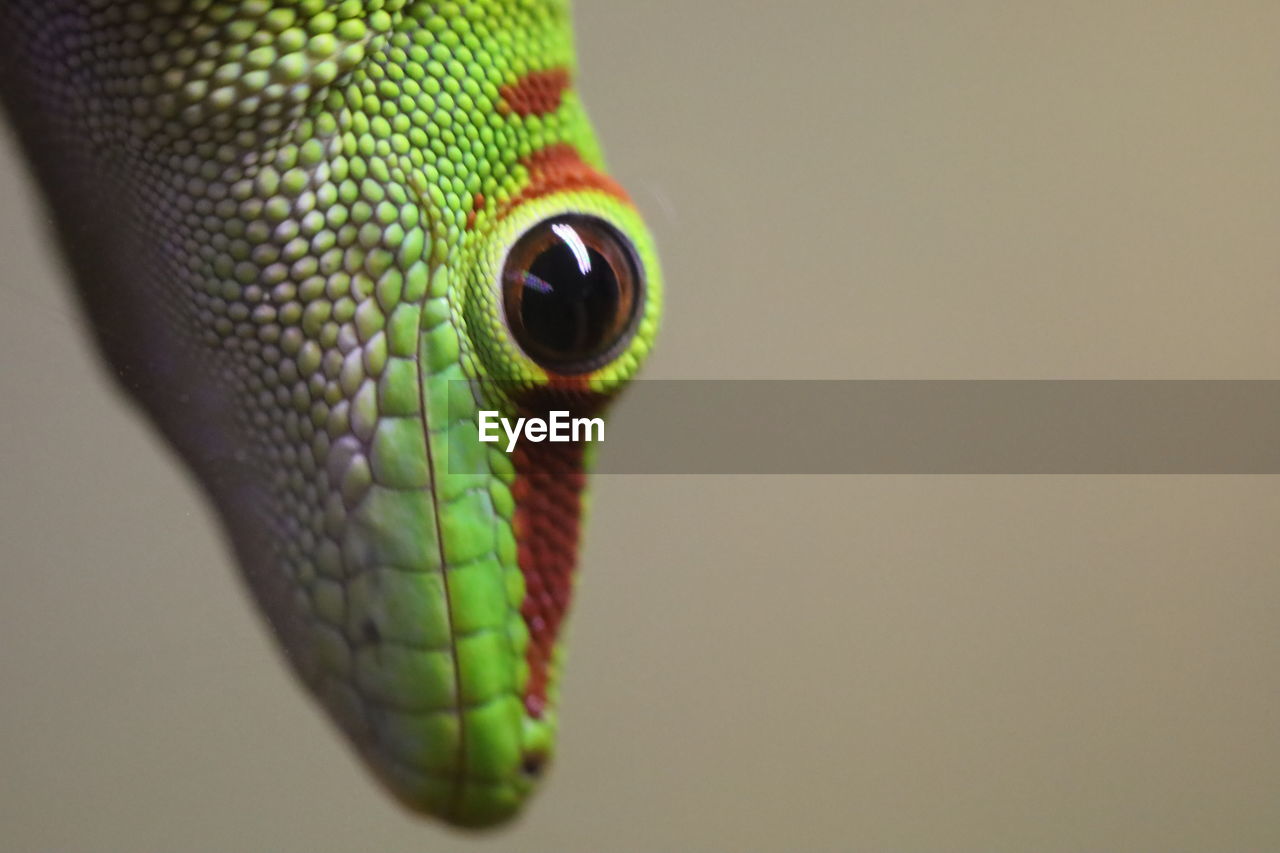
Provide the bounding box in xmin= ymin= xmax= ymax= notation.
xmin=552 ymin=222 xmax=592 ymax=275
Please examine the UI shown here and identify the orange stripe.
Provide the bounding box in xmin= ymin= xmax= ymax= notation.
xmin=499 ymin=144 xmax=630 ymax=221
xmin=499 ymin=68 xmax=572 ymax=117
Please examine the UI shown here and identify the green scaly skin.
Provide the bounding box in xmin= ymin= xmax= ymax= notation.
xmin=0 ymin=0 xmax=660 ymax=828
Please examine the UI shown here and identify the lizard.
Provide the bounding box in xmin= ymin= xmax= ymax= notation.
xmin=0 ymin=0 xmax=661 ymax=829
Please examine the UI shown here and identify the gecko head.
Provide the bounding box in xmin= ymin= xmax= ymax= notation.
xmin=1 ymin=0 xmax=662 ymax=832
xmin=8 ymin=0 xmax=667 ymax=829
xmin=370 ymin=182 xmax=661 ymax=827
xmin=338 ymin=181 xmax=659 ymax=829
xmin=323 ymin=177 xmax=659 ymax=829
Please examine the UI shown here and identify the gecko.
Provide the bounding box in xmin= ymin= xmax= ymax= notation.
xmin=0 ymin=0 xmax=661 ymax=828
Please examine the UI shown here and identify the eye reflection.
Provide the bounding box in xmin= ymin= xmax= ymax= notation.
xmin=551 ymin=222 xmax=593 ymax=274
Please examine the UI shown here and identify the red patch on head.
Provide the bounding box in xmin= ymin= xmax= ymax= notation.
xmin=499 ymin=68 xmax=572 ymax=117
xmin=499 ymin=144 xmax=631 ymax=221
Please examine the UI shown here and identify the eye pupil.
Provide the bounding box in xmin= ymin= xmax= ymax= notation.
xmin=503 ymin=216 xmax=641 ymax=374
xmin=523 ymin=239 xmax=616 ymax=355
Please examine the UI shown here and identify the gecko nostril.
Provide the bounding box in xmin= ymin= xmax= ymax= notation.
xmin=521 ymin=753 xmax=547 ymax=779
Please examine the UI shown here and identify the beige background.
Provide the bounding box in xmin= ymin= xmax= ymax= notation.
xmin=2 ymin=2 xmax=1279 ymax=851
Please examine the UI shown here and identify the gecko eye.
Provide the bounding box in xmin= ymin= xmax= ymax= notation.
xmin=501 ymin=215 xmax=642 ymax=374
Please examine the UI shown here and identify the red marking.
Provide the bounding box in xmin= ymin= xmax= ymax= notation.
xmin=466 ymin=192 xmax=485 ymax=230
xmin=510 ymin=384 xmax=608 ymax=717
xmin=512 ymin=439 xmax=586 ymax=718
xmin=499 ymin=68 xmax=571 ymax=117
xmin=499 ymin=144 xmax=630 ymax=221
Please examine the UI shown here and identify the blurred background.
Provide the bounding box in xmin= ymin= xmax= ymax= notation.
xmin=2 ymin=2 xmax=1278 ymax=851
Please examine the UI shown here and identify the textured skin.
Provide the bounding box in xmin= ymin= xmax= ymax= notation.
xmin=0 ymin=0 xmax=660 ymax=828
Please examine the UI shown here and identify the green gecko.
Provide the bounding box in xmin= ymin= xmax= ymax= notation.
xmin=0 ymin=0 xmax=660 ymax=828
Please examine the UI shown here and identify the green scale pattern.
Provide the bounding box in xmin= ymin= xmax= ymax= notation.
xmin=0 ymin=0 xmax=661 ymax=828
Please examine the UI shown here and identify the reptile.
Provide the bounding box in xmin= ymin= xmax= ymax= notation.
xmin=0 ymin=0 xmax=660 ymax=828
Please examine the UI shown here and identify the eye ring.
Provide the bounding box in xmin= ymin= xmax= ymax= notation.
xmin=500 ymin=214 xmax=645 ymax=375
